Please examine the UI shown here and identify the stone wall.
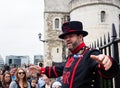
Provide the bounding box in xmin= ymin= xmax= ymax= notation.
xmin=44 ymin=12 xmax=68 ymax=66
xmin=44 ymin=0 xmax=71 ymax=12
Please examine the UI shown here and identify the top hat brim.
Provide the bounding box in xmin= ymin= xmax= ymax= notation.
xmin=59 ymin=31 xmax=88 ymax=39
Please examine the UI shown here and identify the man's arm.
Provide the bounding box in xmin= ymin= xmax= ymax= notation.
xmin=42 ymin=62 xmax=65 ymax=78
xmin=29 ymin=62 xmax=65 ymax=78
xmin=91 ymin=54 xmax=119 ymax=78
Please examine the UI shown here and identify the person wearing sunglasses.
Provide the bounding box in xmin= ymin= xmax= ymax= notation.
xmin=9 ymin=68 xmax=31 ymax=88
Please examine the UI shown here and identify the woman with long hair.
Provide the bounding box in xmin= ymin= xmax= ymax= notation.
xmin=2 ymin=71 xmax=11 ymax=88
xmin=2 ymin=72 xmax=11 ymax=88
xmin=9 ymin=68 xmax=31 ymax=88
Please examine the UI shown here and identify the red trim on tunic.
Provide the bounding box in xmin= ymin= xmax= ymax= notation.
xmin=48 ymin=67 xmax=51 ymax=77
xmin=69 ymin=55 xmax=83 ymax=88
xmin=69 ymin=48 xmax=89 ymax=88
xmin=65 ymin=57 xmax=74 ymax=68
xmin=53 ymin=66 xmax=58 ymax=77
xmin=40 ymin=67 xmax=46 ymax=74
xmin=98 ymin=64 xmax=105 ymax=70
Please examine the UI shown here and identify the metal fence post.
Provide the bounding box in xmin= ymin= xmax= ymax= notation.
xmin=111 ymin=24 xmax=120 ymax=88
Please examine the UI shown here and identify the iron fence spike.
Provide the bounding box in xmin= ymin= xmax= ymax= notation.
xmin=97 ymin=39 xmax=99 ymax=47
xmin=108 ymin=32 xmax=110 ymax=42
xmin=104 ymin=34 xmax=106 ymax=44
xmin=111 ymin=23 xmax=117 ymax=38
xmin=100 ymin=37 xmax=102 ymax=46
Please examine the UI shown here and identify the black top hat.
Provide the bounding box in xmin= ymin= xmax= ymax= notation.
xmin=59 ymin=21 xmax=88 ymax=39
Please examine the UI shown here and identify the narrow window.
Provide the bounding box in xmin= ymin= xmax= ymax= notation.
xmin=9 ymin=59 xmax=12 ymax=64
xmin=67 ymin=16 xmax=70 ymax=21
xmin=101 ymin=11 xmax=106 ymax=22
xmin=55 ymin=18 xmax=59 ymax=28
xmin=57 ymin=48 xmax=59 ymax=53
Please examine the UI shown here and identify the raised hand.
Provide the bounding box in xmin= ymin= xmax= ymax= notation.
xmin=90 ymin=54 xmax=112 ymax=71
xmin=29 ymin=65 xmax=41 ymax=74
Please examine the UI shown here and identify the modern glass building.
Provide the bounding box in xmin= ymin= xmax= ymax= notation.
xmin=5 ymin=55 xmax=30 ymax=67
xmin=0 ymin=55 xmax=4 ymax=69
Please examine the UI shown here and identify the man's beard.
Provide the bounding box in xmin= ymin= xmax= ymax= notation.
xmin=68 ymin=42 xmax=78 ymax=51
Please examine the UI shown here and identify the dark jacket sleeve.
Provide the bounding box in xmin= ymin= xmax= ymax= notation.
xmin=45 ymin=62 xmax=65 ymax=78
xmin=86 ymin=49 xmax=119 ymax=78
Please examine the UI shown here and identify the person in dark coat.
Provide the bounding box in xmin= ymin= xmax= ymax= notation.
xmin=29 ymin=21 xmax=119 ymax=88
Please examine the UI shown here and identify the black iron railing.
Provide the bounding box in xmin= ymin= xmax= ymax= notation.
xmin=90 ymin=24 xmax=120 ymax=88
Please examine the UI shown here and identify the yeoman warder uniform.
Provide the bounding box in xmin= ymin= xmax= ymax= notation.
xmin=40 ymin=21 xmax=119 ymax=88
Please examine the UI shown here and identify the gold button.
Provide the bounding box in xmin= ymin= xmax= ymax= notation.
xmin=93 ymin=72 xmax=95 ymax=74
xmin=92 ymin=80 xmax=95 ymax=82
xmin=91 ymin=84 xmax=94 ymax=87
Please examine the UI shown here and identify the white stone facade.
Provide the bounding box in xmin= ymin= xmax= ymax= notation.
xmin=70 ymin=3 xmax=120 ymax=45
xmin=44 ymin=0 xmax=120 ymax=66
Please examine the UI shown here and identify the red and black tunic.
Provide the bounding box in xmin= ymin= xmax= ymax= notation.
xmin=40 ymin=42 xmax=119 ymax=88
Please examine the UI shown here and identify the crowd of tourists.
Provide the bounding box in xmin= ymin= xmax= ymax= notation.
xmin=0 ymin=63 xmax=62 ymax=88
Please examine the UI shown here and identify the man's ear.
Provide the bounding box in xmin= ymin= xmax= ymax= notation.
xmin=79 ymin=34 xmax=83 ymax=41
xmin=79 ymin=34 xmax=83 ymax=38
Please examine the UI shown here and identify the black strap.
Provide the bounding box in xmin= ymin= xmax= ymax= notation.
xmin=15 ymin=80 xmax=21 ymax=88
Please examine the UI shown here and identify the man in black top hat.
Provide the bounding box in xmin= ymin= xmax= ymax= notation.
xmin=29 ymin=21 xmax=119 ymax=88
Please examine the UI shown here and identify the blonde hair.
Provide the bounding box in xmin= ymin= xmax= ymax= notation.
xmin=16 ymin=68 xmax=28 ymax=88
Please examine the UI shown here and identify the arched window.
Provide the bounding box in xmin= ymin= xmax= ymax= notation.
xmin=101 ymin=11 xmax=106 ymax=22
xmin=55 ymin=18 xmax=59 ymax=28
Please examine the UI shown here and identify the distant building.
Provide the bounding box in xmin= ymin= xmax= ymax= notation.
xmin=5 ymin=55 xmax=30 ymax=67
xmin=34 ymin=55 xmax=43 ymax=65
xmin=0 ymin=55 xmax=4 ymax=68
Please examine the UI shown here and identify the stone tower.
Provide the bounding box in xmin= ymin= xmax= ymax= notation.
xmin=44 ymin=0 xmax=120 ymax=66
xmin=69 ymin=0 xmax=120 ymax=44
xmin=44 ymin=0 xmax=70 ymax=66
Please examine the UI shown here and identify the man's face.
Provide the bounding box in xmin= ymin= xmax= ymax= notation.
xmin=10 ymin=68 xmax=16 ymax=75
xmin=64 ymin=34 xmax=83 ymax=51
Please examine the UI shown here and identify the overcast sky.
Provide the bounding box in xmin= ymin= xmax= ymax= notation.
xmin=0 ymin=0 xmax=44 ymax=62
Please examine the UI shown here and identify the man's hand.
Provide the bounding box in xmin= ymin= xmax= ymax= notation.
xmin=90 ymin=54 xmax=112 ymax=71
xmin=29 ymin=65 xmax=41 ymax=74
